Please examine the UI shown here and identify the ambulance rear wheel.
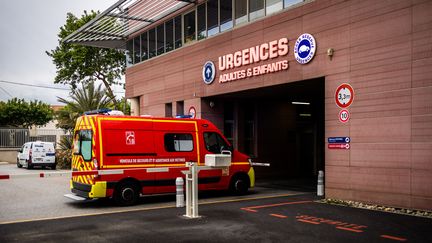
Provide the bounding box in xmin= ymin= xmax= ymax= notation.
xmin=229 ymin=174 xmax=249 ymax=195
xmin=114 ymin=181 xmax=140 ymax=206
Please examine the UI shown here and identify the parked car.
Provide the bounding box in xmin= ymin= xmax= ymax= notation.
xmin=17 ymin=141 xmax=56 ymax=170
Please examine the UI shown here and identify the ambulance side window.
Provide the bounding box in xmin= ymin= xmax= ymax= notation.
xmin=164 ymin=133 xmax=193 ymax=152
xmin=203 ymin=132 xmax=230 ymax=154
xmin=74 ymin=130 xmax=92 ymax=161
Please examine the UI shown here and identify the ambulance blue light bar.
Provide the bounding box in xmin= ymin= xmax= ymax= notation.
xmin=176 ymin=115 xmax=193 ymax=118
xmin=84 ymin=108 xmax=112 ymax=115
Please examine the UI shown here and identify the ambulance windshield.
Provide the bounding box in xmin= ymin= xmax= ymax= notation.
xmin=73 ymin=130 xmax=92 ymax=161
xmin=203 ymin=132 xmax=231 ymax=154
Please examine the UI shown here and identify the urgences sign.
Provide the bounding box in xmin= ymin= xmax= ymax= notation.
xmin=202 ymin=34 xmax=316 ymax=85
xmin=200 ymin=37 xmax=289 ymax=85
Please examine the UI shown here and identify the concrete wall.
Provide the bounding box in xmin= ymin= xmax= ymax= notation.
xmin=0 ymin=148 xmax=18 ymax=163
xmin=124 ymin=0 xmax=432 ymax=210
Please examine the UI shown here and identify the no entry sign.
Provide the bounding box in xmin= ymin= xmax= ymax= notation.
xmin=335 ymin=83 xmax=354 ymax=108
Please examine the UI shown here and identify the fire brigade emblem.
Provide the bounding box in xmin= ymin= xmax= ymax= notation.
xmin=294 ymin=33 xmax=316 ymax=64
xmin=126 ymin=131 xmax=135 ymax=145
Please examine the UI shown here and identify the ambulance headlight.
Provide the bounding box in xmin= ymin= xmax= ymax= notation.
xmin=93 ymin=158 xmax=98 ymax=169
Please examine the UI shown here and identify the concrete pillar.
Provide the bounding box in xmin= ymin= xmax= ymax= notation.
xmin=129 ymin=97 xmax=140 ymax=116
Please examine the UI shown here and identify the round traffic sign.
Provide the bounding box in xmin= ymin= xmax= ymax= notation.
xmin=339 ymin=109 xmax=350 ymax=123
xmin=188 ymin=106 xmax=196 ymax=119
xmin=335 ymin=83 xmax=354 ymax=108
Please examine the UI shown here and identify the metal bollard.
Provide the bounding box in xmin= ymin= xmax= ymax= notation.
xmin=317 ymin=170 xmax=324 ymax=196
xmin=176 ymin=177 xmax=184 ymax=207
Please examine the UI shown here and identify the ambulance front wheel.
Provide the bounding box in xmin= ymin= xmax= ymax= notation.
xmin=114 ymin=181 xmax=140 ymax=206
xmin=229 ymin=174 xmax=249 ymax=195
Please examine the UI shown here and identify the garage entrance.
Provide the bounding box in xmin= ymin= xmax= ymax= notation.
xmin=204 ymin=78 xmax=325 ymax=189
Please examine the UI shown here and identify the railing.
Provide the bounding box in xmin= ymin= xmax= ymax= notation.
xmin=0 ymin=129 xmax=58 ymax=148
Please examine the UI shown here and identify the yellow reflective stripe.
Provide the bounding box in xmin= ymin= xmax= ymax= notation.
xmin=98 ymin=117 xmax=104 ymax=167
xmin=232 ymin=162 xmax=250 ymax=165
xmin=194 ymin=122 xmax=201 ymax=165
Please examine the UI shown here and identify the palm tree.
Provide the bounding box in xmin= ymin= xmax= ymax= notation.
xmin=55 ymin=83 xmax=113 ymax=169
xmin=56 ymin=82 xmax=113 ymax=132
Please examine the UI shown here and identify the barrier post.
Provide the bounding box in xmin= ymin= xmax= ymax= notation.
xmin=176 ymin=177 xmax=184 ymax=207
xmin=317 ymin=170 xmax=324 ymax=196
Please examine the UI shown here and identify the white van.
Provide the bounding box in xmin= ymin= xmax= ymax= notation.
xmin=17 ymin=141 xmax=56 ymax=170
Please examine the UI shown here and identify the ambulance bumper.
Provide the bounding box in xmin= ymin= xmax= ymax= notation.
xmin=69 ymin=180 xmax=107 ymax=199
xmin=248 ymin=167 xmax=255 ymax=188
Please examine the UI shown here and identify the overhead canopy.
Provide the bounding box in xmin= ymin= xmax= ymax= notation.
xmin=63 ymin=0 xmax=196 ymax=49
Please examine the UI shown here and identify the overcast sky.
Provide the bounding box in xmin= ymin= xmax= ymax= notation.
xmin=0 ymin=0 xmax=123 ymax=105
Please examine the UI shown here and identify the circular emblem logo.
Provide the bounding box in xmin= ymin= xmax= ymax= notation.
xmin=202 ymin=61 xmax=216 ymax=85
xmin=294 ymin=33 xmax=316 ymax=64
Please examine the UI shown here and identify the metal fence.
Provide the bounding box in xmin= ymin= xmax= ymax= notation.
xmin=0 ymin=129 xmax=57 ymax=148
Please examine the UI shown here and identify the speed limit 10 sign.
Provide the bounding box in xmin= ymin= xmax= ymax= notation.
xmin=335 ymin=83 xmax=354 ymax=108
xmin=339 ymin=109 xmax=350 ymax=123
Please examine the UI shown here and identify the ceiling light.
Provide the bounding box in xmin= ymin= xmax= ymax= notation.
xmin=292 ymin=101 xmax=310 ymax=105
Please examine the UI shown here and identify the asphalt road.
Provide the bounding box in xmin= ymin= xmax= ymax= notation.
xmin=1 ymin=193 xmax=431 ymax=243
xmin=1 ymin=163 xmax=431 ymax=243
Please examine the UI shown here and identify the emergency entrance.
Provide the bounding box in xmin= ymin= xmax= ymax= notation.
xmin=204 ymin=78 xmax=325 ymax=188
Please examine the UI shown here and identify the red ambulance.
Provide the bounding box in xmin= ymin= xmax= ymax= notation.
xmin=67 ymin=110 xmax=255 ymax=206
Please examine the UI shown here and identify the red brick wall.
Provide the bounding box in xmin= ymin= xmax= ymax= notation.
xmin=125 ymin=0 xmax=432 ymax=210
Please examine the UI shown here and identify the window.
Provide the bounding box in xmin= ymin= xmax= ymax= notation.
xmin=165 ymin=19 xmax=174 ymax=52
xmin=141 ymin=32 xmax=148 ymax=61
xmin=126 ymin=40 xmax=133 ymax=67
xmin=148 ymin=28 xmax=156 ymax=58
xmin=73 ymin=130 xmax=92 ymax=161
xmin=133 ymin=36 xmax=141 ymax=64
xmin=266 ymin=0 xmax=283 ymax=15
xmin=220 ymin=0 xmax=233 ymax=32
xmin=204 ymin=132 xmax=230 ymax=154
xmin=174 ymin=16 xmax=182 ymax=48
xmin=165 ymin=103 xmax=173 ymax=117
xmin=183 ymin=10 xmax=196 ymax=44
xmin=207 ymin=0 xmax=219 ymax=36
xmin=249 ymin=0 xmax=264 ymax=21
xmin=284 ymin=0 xmax=303 ymax=8
xmin=235 ymin=0 xmax=248 ymax=25
xmin=164 ymin=134 xmax=194 ymax=152
xmin=197 ymin=4 xmax=206 ymax=40
xmin=156 ymin=24 xmax=165 ymax=55
xmin=176 ymin=101 xmax=184 ymax=116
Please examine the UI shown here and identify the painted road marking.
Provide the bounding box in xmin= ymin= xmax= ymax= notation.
xmin=296 ymin=215 xmax=367 ymax=232
xmin=297 ymin=219 xmax=320 ymax=225
xmin=241 ymin=200 xmax=313 ymax=212
xmin=269 ymin=213 xmax=287 ymax=219
xmin=380 ymin=235 xmax=407 ymax=242
xmin=336 ymin=226 xmax=363 ymax=233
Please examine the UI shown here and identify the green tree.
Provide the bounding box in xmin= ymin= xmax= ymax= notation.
xmin=0 ymin=98 xmax=54 ymax=128
xmin=46 ymin=10 xmax=125 ymax=108
xmin=56 ymin=135 xmax=73 ymax=169
xmin=56 ymin=82 xmax=113 ymax=132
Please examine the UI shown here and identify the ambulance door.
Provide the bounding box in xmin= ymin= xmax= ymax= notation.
xmin=199 ymin=132 xmax=230 ymax=190
xmin=153 ymin=132 xmax=196 ymax=194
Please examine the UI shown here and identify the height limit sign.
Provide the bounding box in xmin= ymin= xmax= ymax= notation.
xmin=335 ymin=83 xmax=354 ymax=108
xmin=335 ymin=83 xmax=354 ymax=123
